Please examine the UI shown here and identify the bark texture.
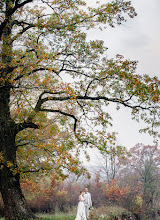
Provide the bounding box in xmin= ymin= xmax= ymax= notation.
xmin=0 ymin=87 xmax=35 ymax=219
xmin=0 ymin=2 xmax=36 ymax=216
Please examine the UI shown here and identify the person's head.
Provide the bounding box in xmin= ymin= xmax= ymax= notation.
xmin=84 ymin=188 xmax=88 ymax=193
xmin=80 ymin=191 xmax=84 ymax=195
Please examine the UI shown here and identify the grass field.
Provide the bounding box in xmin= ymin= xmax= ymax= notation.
xmin=0 ymin=216 xmax=75 ymax=220
xmin=0 ymin=213 xmax=76 ymax=220
xmin=37 ymin=214 xmax=76 ymax=220
xmin=0 ymin=215 xmax=75 ymax=220
xmin=0 ymin=205 xmax=132 ymax=220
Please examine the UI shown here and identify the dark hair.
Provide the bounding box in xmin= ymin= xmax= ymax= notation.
xmin=80 ymin=191 xmax=83 ymax=194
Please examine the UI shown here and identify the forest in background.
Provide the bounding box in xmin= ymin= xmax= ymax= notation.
xmin=1 ymin=143 xmax=160 ymax=219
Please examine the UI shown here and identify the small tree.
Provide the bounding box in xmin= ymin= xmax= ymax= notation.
xmin=104 ymin=179 xmax=130 ymax=204
xmin=96 ymin=144 xmax=128 ymax=182
xmin=119 ymin=144 xmax=160 ymax=209
xmin=142 ymin=159 xmax=159 ymax=208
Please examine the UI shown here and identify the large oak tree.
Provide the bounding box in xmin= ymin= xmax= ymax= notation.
xmin=0 ymin=0 xmax=160 ymax=218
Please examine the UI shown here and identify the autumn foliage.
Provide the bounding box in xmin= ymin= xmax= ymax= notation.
xmin=104 ymin=179 xmax=130 ymax=203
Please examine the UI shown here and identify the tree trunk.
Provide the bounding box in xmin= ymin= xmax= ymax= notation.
xmin=0 ymin=87 xmax=35 ymax=219
xmin=0 ymin=169 xmax=35 ymax=219
xmin=0 ymin=4 xmax=36 ymax=218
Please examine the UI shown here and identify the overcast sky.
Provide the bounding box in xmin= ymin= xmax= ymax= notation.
xmin=88 ymin=0 xmax=160 ymax=76
xmin=82 ymin=0 xmax=160 ymax=165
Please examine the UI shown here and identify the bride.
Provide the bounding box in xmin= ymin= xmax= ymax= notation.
xmin=75 ymin=191 xmax=86 ymax=220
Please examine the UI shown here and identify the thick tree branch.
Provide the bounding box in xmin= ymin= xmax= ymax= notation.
xmin=31 ymin=90 xmax=157 ymax=146
xmin=39 ymin=107 xmax=92 ymax=145
xmin=35 ymin=93 xmax=154 ymax=111
xmin=21 ymin=168 xmax=41 ymax=174
xmin=14 ymin=0 xmax=33 ymax=9
xmin=37 ymin=107 xmax=93 ymax=146
xmin=39 ymin=108 xmax=77 ymax=132
xmin=14 ymin=67 xmax=60 ymax=81
xmin=16 ymin=121 xmax=39 ymax=133
xmin=34 ymin=90 xmax=155 ymax=126
xmin=0 ymin=0 xmax=34 ymax=39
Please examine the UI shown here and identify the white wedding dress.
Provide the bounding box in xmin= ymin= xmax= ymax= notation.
xmin=75 ymin=195 xmax=86 ymax=220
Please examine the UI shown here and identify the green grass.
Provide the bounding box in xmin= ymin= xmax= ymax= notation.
xmin=0 ymin=216 xmax=75 ymax=220
xmin=0 ymin=214 xmax=75 ymax=220
xmin=37 ymin=214 xmax=76 ymax=220
xmin=38 ymin=206 xmax=132 ymax=220
xmin=0 ymin=206 xmax=132 ymax=220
